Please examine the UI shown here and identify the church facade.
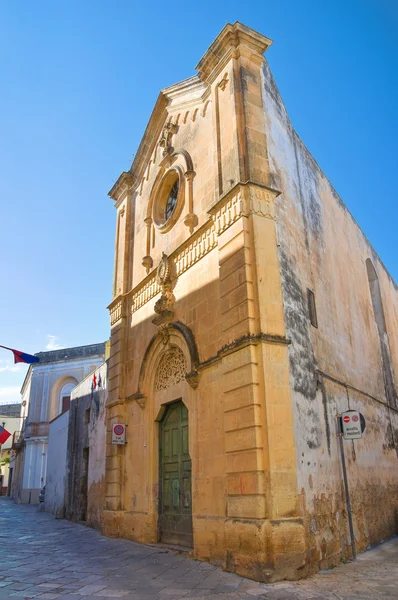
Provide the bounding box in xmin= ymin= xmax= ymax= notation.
xmin=104 ymin=22 xmax=398 ymax=581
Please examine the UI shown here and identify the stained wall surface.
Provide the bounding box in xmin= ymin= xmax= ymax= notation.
xmin=261 ymin=58 xmax=398 ymax=565
xmin=66 ymin=362 xmax=108 ymax=530
xmin=46 ymin=410 xmax=70 ymax=518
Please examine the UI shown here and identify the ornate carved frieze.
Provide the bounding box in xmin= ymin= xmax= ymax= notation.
xmin=247 ymin=186 xmax=277 ymax=220
xmin=211 ymin=189 xmax=245 ymax=235
xmin=174 ymin=223 xmax=217 ymax=277
xmin=154 ymin=347 xmax=187 ymax=392
xmin=131 ymin=276 xmax=160 ymax=313
xmin=210 ymin=184 xmax=277 ymax=234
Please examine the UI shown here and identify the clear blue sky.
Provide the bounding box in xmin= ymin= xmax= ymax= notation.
xmin=1 ymin=0 xmax=397 ymax=404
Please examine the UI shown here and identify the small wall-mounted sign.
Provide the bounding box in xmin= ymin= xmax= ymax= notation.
xmin=341 ymin=410 xmax=365 ymax=440
xmin=112 ymin=423 xmax=127 ymax=445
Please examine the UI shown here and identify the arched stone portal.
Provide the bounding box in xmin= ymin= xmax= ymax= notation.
xmin=158 ymin=400 xmax=193 ymax=547
xmin=130 ymin=324 xmax=198 ymax=548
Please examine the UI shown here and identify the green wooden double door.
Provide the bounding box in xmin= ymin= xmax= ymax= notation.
xmin=159 ymin=401 xmax=193 ymax=547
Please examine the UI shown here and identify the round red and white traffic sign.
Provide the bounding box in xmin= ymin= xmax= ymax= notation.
xmin=114 ymin=424 xmax=125 ymax=436
xmin=343 ymin=415 xmax=350 ymax=423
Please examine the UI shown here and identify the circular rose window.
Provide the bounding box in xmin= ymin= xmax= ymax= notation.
xmin=153 ymin=169 xmax=182 ymax=232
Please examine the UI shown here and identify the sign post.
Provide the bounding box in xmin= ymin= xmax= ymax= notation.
xmin=336 ymin=410 xmax=366 ymax=561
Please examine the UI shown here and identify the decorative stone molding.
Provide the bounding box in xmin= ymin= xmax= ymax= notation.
xmin=109 ymin=298 xmax=125 ymax=326
xmin=154 ymin=292 xmax=175 ymax=317
xmin=185 ymin=370 xmax=200 ymax=389
xmin=183 ymin=212 xmax=198 ymax=233
xmin=196 ymin=22 xmax=272 ymax=85
xmin=174 ymin=222 xmax=217 ymax=277
xmin=183 ymin=169 xmax=197 ymax=234
xmin=159 ymin=122 xmax=178 ymax=156
xmin=154 ymin=347 xmax=187 ymax=392
xmin=218 ymin=73 xmax=229 ymax=91
xmin=152 ymin=253 xmax=176 ymax=340
xmin=247 ymin=186 xmax=277 ymax=220
xmin=127 ymin=392 xmax=147 ymax=409
xmin=209 ymin=183 xmax=278 ymax=235
xmin=108 ymin=171 xmax=135 ymax=203
xmin=111 ymin=183 xmax=279 ymax=321
xmin=142 ymin=255 xmax=153 ymax=271
xmin=211 ymin=188 xmax=245 ymax=235
xmin=131 ymin=276 xmax=160 ymax=313
xmin=156 ymin=253 xmax=172 ymax=287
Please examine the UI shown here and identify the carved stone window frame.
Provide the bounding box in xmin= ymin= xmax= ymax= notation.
xmin=142 ymin=148 xmax=197 ymax=273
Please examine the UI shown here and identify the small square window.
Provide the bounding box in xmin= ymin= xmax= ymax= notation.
xmin=307 ymin=288 xmax=318 ymax=328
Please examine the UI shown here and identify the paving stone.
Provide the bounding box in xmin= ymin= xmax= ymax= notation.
xmin=95 ymin=591 xmax=130 ymax=598
xmin=74 ymin=584 xmax=108 ymax=596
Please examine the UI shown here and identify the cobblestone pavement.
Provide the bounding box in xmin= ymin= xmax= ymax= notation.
xmin=0 ymin=498 xmax=397 ymax=600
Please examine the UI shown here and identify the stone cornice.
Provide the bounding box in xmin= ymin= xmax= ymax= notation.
xmin=108 ymin=171 xmax=135 ymax=205
xmin=198 ymin=332 xmax=291 ymax=370
xmin=208 ymin=181 xmax=281 ymax=235
xmin=127 ymin=93 xmax=169 ymax=188
xmin=196 ymin=22 xmax=273 ymax=85
xmin=108 ymin=182 xmax=281 ymax=325
xmin=162 ymin=75 xmax=205 ymax=104
xmin=108 ymin=331 xmax=290 ymax=409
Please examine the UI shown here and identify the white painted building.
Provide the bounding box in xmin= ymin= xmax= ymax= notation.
xmin=14 ymin=343 xmax=106 ymax=503
xmin=45 ymin=360 xmax=108 ymax=526
xmin=0 ymin=415 xmax=20 ymax=495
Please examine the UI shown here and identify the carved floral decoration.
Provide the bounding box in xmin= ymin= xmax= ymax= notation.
xmin=154 ymin=347 xmax=187 ymax=392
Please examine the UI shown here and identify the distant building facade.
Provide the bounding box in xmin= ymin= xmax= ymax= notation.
xmin=12 ymin=343 xmax=105 ymax=504
xmin=104 ymin=22 xmax=398 ymax=581
xmin=45 ymin=361 xmax=108 ymax=526
xmin=0 ymin=415 xmax=20 ymax=495
xmin=0 ymin=403 xmax=22 ymax=418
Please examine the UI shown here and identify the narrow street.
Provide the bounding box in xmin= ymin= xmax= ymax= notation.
xmin=0 ymin=498 xmax=397 ymax=600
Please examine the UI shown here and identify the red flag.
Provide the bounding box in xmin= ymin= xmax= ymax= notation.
xmin=93 ymin=373 xmax=97 ymax=390
xmin=0 ymin=345 xmax=39 ymax=364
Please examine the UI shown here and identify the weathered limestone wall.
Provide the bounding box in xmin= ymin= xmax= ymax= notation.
xmin=66 ymin=363 xmax=107 ymax=529
xmin=46 ymin=410 xmax=69 ymax=518
xmin=87 ymin=363 xmax=108 ymax=530
xmin=261 ymin=58 xmax=398 ymax=567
